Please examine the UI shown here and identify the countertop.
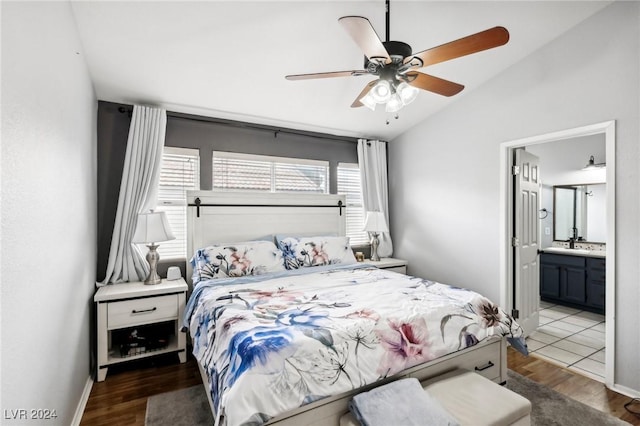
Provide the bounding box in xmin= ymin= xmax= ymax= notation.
xmin=541 ymin=247 xmax=606 ymax=258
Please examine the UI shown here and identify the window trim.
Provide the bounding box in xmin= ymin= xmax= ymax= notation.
xmin=212 ymin=151 xmax=329 ymax=167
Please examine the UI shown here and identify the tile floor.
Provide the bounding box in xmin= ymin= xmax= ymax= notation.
xmin=527 ymin=301 xmax=606 ymax=382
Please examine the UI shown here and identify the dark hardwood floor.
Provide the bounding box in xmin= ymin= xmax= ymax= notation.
xmin=80 ymin=348 xmax=640 ymax=425
xmin=80 ymin=353 xmax=202 ymax=426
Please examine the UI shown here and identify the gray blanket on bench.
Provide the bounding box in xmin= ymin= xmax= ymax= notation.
xmin=348 ymin=377 xmax=460 ymax=426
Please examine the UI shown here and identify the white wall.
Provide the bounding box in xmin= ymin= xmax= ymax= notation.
xmin=540 ymin=185 xmax=554 ymax=248
xmin=1 ymin=2 xmax=97 ymax=424
xmin=587 ymin=184 xmax=607 ymax=243
xmin=389 ymin=2 xmax=639 ymax=392
xmin=526 ymin=134 xmax=606 ymax=186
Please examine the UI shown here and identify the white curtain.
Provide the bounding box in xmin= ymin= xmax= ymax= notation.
xmin=357 ymin=139 xmax=393 ymax=257
xmin=98 ymin=105 xmax=167 ymax=286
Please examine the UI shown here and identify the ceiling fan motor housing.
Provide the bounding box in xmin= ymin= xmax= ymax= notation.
xmin=364 ymin=40 xmax=412 ymax=68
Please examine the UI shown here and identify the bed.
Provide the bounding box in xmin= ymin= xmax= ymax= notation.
xmin=183 ymin=191 xmax=526 ymax=426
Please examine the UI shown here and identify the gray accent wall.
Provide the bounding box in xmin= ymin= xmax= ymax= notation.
xmin=388 ymin=2 xmax=639 ymax=393
xmin=1 ymin=2 xmax=97 ymax=424
xmin=97 ymin=102 xmax=358 ymax=280
xmin=97 ymin=102 xmax=131 ymax=284
xmin=165 ymin=114 xmax=358 ymax=193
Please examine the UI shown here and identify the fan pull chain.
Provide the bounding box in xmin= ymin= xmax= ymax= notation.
xmin=385 ymin=114 xmax=400 ymax=125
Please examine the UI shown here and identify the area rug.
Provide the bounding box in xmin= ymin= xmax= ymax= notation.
xmin=145 ymin=370 xmax=629 ymax=425
xmin=145 ymin=384 xmax=214 ymax=426
xmin=505 ymin=370 xmax=628 ymax=426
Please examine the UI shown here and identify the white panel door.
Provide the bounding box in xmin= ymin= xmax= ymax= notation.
xmin=514 ymin=149 xmax=540 ymax=337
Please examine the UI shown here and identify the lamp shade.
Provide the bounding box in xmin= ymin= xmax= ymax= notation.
xmin=363 ymin=211 xmax=389 ymax=233
xmin=132 ymin=211 xmax=175 ymax=244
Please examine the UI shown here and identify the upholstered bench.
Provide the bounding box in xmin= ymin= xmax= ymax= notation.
xmin=340 ymin=369 xmax=532 ymax=426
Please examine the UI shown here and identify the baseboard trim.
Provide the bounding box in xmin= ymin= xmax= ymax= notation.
xmin=71 ymin=375 xmax=93 ymax=426
xmin=611 ymin=383 xmax=640 ymax=399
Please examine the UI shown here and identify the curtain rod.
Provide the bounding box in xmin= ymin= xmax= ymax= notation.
xmin=117 ymin=106 xmax=357 ymax=143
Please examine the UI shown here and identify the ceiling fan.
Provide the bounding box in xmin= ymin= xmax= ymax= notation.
xmin=285 ymin=1 xmax=509 ymax=112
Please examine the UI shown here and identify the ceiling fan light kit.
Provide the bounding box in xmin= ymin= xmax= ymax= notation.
xmin=360 ymin=79 xmax=419 ymax=112
xmin=370 ymin=80 xmax=391 ymax=102
xmin=285 ymin=0 xmax=510 ymax=113
xmin=397 ymin=82 xmax=419 ymax=104
xmin=360 ymin=93 xmax=378 ymax=111
xmin=384 ymin=93 xmax=403 ymax=113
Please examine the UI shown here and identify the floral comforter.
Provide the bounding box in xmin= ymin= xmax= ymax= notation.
xmin=185 ymin=265 xmax=525 ymax=426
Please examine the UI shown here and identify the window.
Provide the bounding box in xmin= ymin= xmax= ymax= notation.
xmin=212 ymin=151 xmax=328 ymax=193
xmin=337 ymin=163 xmax=369 ymax=246
xmin=155 ymin=147 xmax=200 ymax=259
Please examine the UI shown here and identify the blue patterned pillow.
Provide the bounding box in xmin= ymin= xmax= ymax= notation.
xmin=277 ymin=236 xmax=357 ymax=270
xmin=191 ymin=241 xmax=286 ymax=284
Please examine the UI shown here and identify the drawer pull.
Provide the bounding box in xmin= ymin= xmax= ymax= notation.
xmin=131 ymin=307 xmax=157 ymax=315
xmin=475 ymin=361 xmax=495 ymax=372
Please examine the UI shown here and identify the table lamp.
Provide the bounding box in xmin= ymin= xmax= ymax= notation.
xmin=132 ymin=210 xmax=175 ymax=285
xmin=364 ymin=211 xmax=388 ymax=262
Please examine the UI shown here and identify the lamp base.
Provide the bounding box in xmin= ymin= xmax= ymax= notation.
xmin=144 ymin=272 xmax=162 ymax=285
xmin=144 ymin=244 xmax=162 ymax=285
xmin=370 ymin=233 xmax=381 ymax=262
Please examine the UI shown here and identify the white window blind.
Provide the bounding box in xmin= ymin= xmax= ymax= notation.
xmin=155 ymin=147 xmax=200 ymax=259
xmin=212 ymin=151 xmax=328 ymax=194
xmin=337 ymin=163 xmax=369 ymax=246
xmin=212 ymin=156 xmax=271 ymax=191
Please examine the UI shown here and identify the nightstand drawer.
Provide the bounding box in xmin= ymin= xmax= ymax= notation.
xmin=360 ymin=258 xmax=408 ymax=274
xmin=386 ymin=266 xmax=407 ymax=274
xmin=108 ymin=294 xmax=178 ymax=329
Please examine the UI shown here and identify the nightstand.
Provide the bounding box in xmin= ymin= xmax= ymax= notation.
xmin=361 ymin=257 xmax=408 ymax=274
xmin=94 ymin=278 xmax=188 ymax=381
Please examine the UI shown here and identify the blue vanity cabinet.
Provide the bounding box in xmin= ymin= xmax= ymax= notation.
xmin=563 ymin=266 xmax=588 ymax=304
xmin=586 ymin=257 xmax=606 ymax=312
xmin=540 ymin=260 xmax=562 ymax=299
xmin=540 ymin=253 xmax=604 ymax=314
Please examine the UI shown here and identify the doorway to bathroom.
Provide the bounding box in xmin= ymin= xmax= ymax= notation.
xmin=499 ymin=121 xmax=615 ymax=386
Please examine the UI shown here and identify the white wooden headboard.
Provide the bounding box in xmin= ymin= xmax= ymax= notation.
xmin=186 ymin=191 xmax=346 ymax=285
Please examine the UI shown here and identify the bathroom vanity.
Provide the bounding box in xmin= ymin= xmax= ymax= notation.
xmin=539 ymin=247 xmax=605 ymax=314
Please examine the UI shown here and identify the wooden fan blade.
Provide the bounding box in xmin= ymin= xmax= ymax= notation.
xmin=351 ymin=80 xmax=378 ymax=108
xmin=339 ymin=16 xmax=391 ymax=64
xmin=406 ymin=26 xmax=509 ymax=67
xmin=286 ymin=70 xmax=368 ymax=80
xmin=406 ymin=72 xmax=464 ymax=97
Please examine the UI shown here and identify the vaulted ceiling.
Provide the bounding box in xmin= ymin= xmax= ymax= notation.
xmin=70 ymin=1 xmax=610 ymax=140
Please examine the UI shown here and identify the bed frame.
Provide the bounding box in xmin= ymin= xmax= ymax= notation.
xmin=186 ymin=190 xmax=508 ymax=425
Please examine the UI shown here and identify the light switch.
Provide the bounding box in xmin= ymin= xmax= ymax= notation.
xmin=544 ymin=227 xmax=551 ymax=236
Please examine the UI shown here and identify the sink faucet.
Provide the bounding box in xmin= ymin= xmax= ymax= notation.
xmin=568 ymin=227 xmax=578 ymax=249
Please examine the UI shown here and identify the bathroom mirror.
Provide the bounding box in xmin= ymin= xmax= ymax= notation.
xmin=553 ymin=183 xmax=606 ymax=243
